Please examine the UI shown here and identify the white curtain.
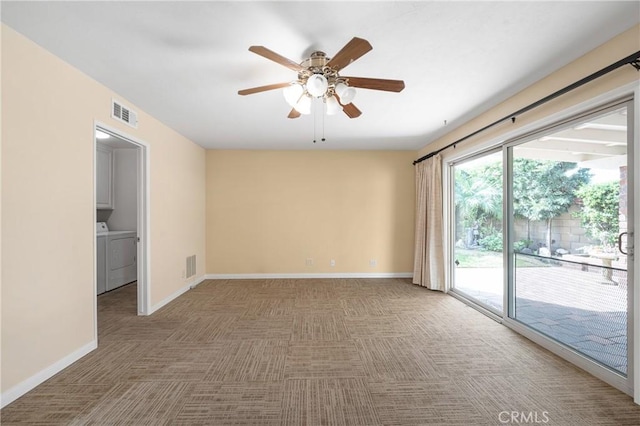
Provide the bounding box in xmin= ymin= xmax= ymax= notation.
xmin=413 ymin=154 xmax=446 ymax=292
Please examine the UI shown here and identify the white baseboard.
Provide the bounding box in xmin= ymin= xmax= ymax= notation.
xmin=1 ymin=339 xmax=97 ymax=409
xmin=189 ymin=275 xmax=207 ymax=289
xmin=148 ymin=275 xmax=206 ymax=315
xmin=204 ymin=272 xmax=412 ymax=280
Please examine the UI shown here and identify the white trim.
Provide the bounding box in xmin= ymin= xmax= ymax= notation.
xmin=632 ymin=84 xmax=639 ymax=404
xmin=204 ymin=272 xmax=412 ymax=280
xmin=149 ymin=280 xmax=195 ymax=314
xmin=146 ymin=276 xmax=207 ymax=315
xmin=92 ymin=124 xmax=99 ymax=352
xmin=138 ymin=138 xmax=151 ymax=316
xmin=148 ymin=284 xmax=189 ymax=314
xmin=94 ymin=121 xmax=151 ymax=316
xmin=189 ymin=275 xmax=207 ymax=289
xmin=0 ymin=340 xmax=97 ymax=409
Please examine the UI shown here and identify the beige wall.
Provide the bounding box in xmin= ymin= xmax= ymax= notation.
xmin=418 ymin=25 xmax=640 ymax=159
xmin=1 ymin=25 xmax=206 ymax=395
xmin=206 ymin=150 xmax=415 ymax=274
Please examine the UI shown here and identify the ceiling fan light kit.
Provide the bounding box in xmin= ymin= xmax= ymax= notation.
xmin=325 ymin=95 xmax=341 ymax=115
xmin=335 ymin=82 xmax=356 ymax=104
xmin=238 ymin=37 xmax=405 ymax=119
xmin=295 ymin=95 xmax=312 ymax=115
xmin=283 ymin=83 xmax=304 ymax=107
xmin=306 ymin=73 xmax=329 ymax=97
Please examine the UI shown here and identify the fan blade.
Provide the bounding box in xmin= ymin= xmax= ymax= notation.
xmin=238 ymin=82 xmax=290 ymax=96
xmin=248 ymin=46 xmax=304 ymax=72
xmin=341 ymin=76 xmax=405 ymax=92
xmin=326 ymin=37 xmax=373 ymax=71
xmin=342 ymin=103 xmax=362 ymax=119
xmin=288 ymin=108 xmax=301 ymax=119
xmin=334 ymin=94 xmax=361 ymax=118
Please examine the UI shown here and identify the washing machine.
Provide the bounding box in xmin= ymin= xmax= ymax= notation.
xmin=96 ymin=222 xmax=137 ymax=294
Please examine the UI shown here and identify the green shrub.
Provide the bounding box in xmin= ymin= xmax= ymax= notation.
xmin=478 ymin=233 xmax=503 ymax=252
xmin=514 ymin=239 xmax=533 ymax=252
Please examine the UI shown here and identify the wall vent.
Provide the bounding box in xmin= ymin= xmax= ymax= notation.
xmin=186 ymin=255 xmax=196 ymax=279
xmin=111 ymin=99 xmax=138 ymax=128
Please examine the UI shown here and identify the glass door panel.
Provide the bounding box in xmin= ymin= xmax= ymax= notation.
xmin=453 ymin=151 xmax=503 ymax=313
xmin=509 ymin=105 xmax=631 ymax=376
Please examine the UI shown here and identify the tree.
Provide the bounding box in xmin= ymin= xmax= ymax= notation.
xmin=573 ymin=182 xmax=619 ymax=247
xmin=455 ymin=158 xmax=590 ymax=253
xmin=455 ymin=162 xmax=502 ymax=244
xmin=512 ymin=159 xmax=590 ymax=253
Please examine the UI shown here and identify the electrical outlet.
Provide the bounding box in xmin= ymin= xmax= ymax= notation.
xmin=369 ymin=259 xmax=377 ymax=267
xmin=305 ymin=258 xmax=314 ymax=266
xmin=330 ymin=259 xmax=336 ymax=267
xmin=181 ymin=269 xmax=186 ymax=278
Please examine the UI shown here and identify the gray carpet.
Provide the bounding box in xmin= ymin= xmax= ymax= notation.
xmin=1 ymin=278 xmax=639 ymax=425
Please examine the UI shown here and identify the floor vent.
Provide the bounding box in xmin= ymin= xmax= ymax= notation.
xmin=186 ymin=255 xmax=196 ymax=278
xmin=111 ymin=99 xmax=138 ymax=128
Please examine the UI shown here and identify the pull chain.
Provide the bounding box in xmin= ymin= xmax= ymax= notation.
xmin=312 ymin=98 xmax=327 ymax=143
xmin=322 ymin=106 xmax=326 ymax=142
xmin=313 ymin=98 xmax=318 ymax=143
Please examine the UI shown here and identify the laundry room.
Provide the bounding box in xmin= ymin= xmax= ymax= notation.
xmin=96 ymin=129 xmax=139 ymax=296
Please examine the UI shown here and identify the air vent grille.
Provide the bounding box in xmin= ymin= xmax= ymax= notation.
xmin=186 ymin=255 xmax=196 ymax=279
xmin=111 ymin=99 xmax=138 ymax=128
xmin=113 ymin=102 xmax=121 ymax=119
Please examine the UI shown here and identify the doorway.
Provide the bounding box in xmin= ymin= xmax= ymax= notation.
xmin=94 ymin=123 xmax=150 ymax=320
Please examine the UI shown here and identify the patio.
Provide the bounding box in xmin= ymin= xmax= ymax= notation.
xmin=455 ymin=256 xmax=628 ymax=375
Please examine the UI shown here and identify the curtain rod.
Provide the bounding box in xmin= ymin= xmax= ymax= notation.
xmin=413 ymin=50 xmax=640 ymax=165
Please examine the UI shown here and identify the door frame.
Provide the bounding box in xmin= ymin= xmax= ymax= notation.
xmin=93 ymin=121 xmax=151 ymax=320
xmin=447 ymin=147 xmax=505 ymax=319
xmin=442 ymin=82 xmax=639 ymax=400
xmin=633 ymin=85 xmax=639 ymax=405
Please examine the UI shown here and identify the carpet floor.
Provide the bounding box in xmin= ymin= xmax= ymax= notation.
xmin=1 ymin=278 xmax=639 ymax=425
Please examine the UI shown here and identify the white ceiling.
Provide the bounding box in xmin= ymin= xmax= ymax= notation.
xmin=2 ymin=1 xmax=638 ymax=151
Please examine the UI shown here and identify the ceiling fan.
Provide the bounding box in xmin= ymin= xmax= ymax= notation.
xmin=238 ymin=37 xmax=405 ymax=119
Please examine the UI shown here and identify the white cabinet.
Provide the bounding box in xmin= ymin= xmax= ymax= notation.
xmin=96 ymin=144 xmax=113 ymax=209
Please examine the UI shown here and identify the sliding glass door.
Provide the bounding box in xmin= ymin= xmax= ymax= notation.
xmin=449 ymin=98 xmax=634 ymax=393
xmin=507 ymin=101 xmax=633 ymax=385
xmin=452 ymin=150 xmax=503 ymax=313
